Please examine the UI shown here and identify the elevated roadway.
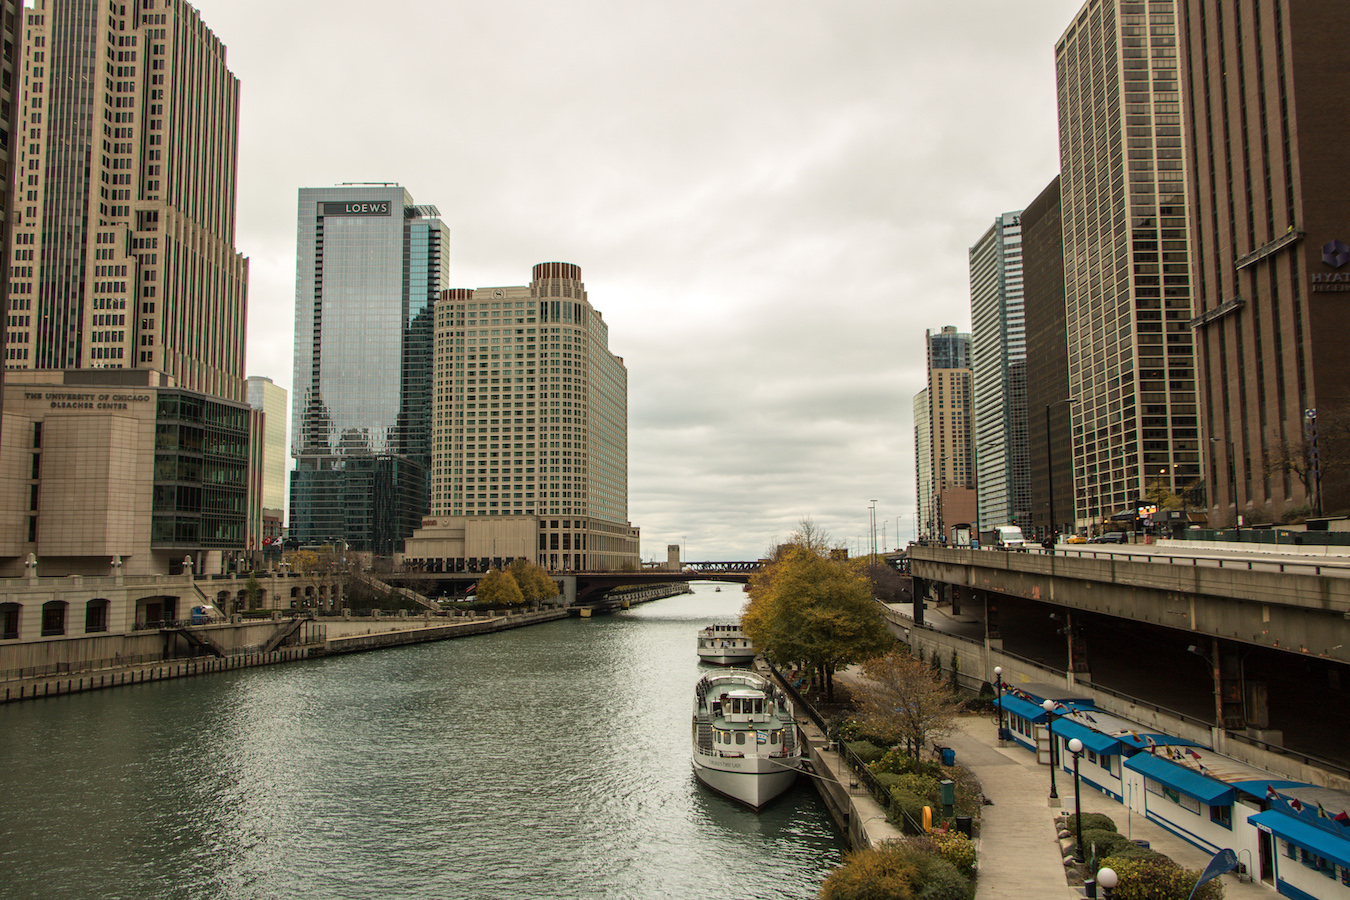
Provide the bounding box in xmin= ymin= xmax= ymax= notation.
xmin=905 ymin=542 xmax=1350 ymax=775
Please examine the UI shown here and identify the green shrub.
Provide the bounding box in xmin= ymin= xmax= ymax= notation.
xmin=1080 ymin=828 xmax=1132 ymax=860
xmin=847 ymin=740 xmax=886 ymax=765
xmin=819 ymin=845 xmax=919 ymax=900
xmin=943 ymin=764 xmax=984 ymax=820
xmin=1065 ymin=812 xmax=1117 ymax=833
xmin=897 ymin=772 xmax=941 ymax=802
xmin=836 ymin=720 xmax=862 ymax=742
xmin=916 ymin=857 xmax=971 ymax=900
xmin=929 ymin=831 xmax=976 ymax=878
xmin=1100 ymin=843 xmax=1166 ymax=863
xmin=888 ymin=789 xmax=929 ymax=834
xmin=872 ymin=746 xmax=918 ymax=776
xmin=1097 ymin=857 xmax=1223 ymax=900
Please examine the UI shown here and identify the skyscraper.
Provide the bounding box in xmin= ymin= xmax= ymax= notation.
xmin=914 ymin=326 xmax=974 ymax=543
xmin=1021 ymin=177 xmax=1074 ymax=535
xmin=0 ymin=0 xmax=251 ymax=578
xmin=970 ymin=211 xmax=1030 ymax=533
xmin=0 ymin=0 xmax=24 ymax=377
xmin=6 ymin=0 xmax=247 ymax=402
xmin=403 ymin=262 xmax=639 ymax=572
xmin=246 ymin=375 xmax=287 ymax=547
xmin=1179 ymin=1 xmax=1350 ymax=524
xmin=289 ymin=186 xmax=446 ymax=554
xmin=1056 ymin=0 xmax=1200 ymax=531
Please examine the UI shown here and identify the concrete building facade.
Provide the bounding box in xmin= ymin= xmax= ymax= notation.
xmin=970 ymin=211 xmax=1030 ymax=533
xmin=0 ymin=369 xmax=250 ymax=577
xmin=402 ymin=263 xmax=639 ymax=572
xmin=1179 ymin=1 xmax=1350 ymax=525
xmin=288 ymin=186 xmax=446 ymax=555
xmin=1056 ymin=0 xmax=1202 ymax=532
xmin=5 ymin=0 xmax=248 ymax=403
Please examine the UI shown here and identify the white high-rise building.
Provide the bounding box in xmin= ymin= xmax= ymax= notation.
xmin=970 ymin=211 xmax=1029 ymax=533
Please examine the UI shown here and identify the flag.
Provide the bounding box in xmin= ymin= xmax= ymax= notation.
xmin=1267 ymin=785 xmax=1279 ymax=802
xmin=1186 ymin=849 xmax=1237 ymax=900
xmin=1187 ymin=748 xmax=1202 ymax=760
xmin=1290 ymin=797 xmax=1305 ymax=812
xmin=1333 ymin=811 xmax=1350 ymax=825
xmin=1318 ymin=803 xmax=1329 ymax=819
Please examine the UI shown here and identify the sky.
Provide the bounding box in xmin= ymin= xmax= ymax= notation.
xmin=193 ymin=0 xmax=1087 ymax=563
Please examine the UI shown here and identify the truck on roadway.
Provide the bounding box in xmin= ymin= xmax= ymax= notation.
xmin=978 ymin=525 xmax=1029 ymax=551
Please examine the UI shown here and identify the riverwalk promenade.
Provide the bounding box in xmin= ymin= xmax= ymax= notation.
xmin=941 ymin=715 xmax=1271 ymax=900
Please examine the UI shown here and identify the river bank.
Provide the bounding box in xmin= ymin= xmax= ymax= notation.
xmin=0 ymin=606 xmax=568 ymax=704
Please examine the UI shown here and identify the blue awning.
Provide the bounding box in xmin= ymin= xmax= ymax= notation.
xmin=1053 ymin=717 xmax=1123 ymax=756
xmin=995 ymin=694 xmax=1048 ymax=723
xmin=1249 ymin=810 xmax=1350 ymax=869
xmin=1125 ymin=753 xmax=1235 ymax=806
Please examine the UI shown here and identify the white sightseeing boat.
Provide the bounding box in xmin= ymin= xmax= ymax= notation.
xmin=697 ymin=623 xmax=756 ymax=665
xmin=691 ymin=670 xmax=802 ymax=809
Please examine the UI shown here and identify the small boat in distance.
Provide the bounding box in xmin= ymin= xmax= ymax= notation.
xmin=697 ymin=623 xmax=755 ymax=665
xmin=692 ymin=670 xmax=801 ymax=809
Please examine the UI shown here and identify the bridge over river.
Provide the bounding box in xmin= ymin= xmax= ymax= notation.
xmin=385 ymin=561 xmax=763 ymax=604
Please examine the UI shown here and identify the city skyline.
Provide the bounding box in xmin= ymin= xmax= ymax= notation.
xmin=197 ymin=0 xmax=1087 ymax=560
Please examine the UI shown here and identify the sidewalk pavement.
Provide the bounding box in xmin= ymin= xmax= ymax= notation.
xmin=943 ymin=715 xmax=1271 ymax=900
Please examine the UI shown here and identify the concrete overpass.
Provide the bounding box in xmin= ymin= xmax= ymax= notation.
xmin=905 ymin=543 xmax=1350 ymax=774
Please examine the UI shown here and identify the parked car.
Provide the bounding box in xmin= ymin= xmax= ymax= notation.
xmin=1089 ymin=531 xmax=1128 ymax=544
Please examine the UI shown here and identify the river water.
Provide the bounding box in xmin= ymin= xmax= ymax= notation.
xmin=0 ymin=582 xmax=843 ymax=899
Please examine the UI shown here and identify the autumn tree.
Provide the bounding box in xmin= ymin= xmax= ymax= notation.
xmin=508 ymin=558 xmax=559 ymax=603
xmin=854 ymin=650 xmax=964 ymax=758
xmin=475 ymin=568 xmax=524 ymax=606
xmin=743 ymin=538 xmax=891 ymax=701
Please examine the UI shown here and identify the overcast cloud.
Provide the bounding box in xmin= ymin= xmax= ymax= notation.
xmin=195 ymin=0 xmax=1086 ymax=562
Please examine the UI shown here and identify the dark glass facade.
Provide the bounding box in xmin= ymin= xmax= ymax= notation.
xmin=289 ymin=187 xmax=446 ymax=552
xmin=151 ymin=392 xmax=250 ymax=549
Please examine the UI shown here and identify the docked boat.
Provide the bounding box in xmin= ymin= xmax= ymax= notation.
xmin=697 ymin=623 xmax=756 ymax=665
xmin=692 ymin=670 xmax=802 ymax=809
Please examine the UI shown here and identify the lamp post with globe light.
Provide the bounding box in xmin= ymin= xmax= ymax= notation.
xmin=994 ymin=666 xmax=1005 ymax=744
xmin=1069 ymin=737 xmax=1085 ymax=862
xmin=1097 ymin=866 xmax=1118 ymax=899
xmin=1042 ymin=698 xmax=1060 ymax=806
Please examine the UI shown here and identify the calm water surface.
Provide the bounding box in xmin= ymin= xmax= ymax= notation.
xmin=0 ymin=583 xmax=843 ymax=899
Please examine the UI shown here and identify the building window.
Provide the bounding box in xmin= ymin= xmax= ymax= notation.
xmin=85 ymin=599 xmax=109 ymax=634
xmin=0 ymin=603 xmax=19 ymax=639
xmin=1209 ymin=805 xmax=1231 ymax=829
xmin=40 ymin=600 xmax=66 ymax=636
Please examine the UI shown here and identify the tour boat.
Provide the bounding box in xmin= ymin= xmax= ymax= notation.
xmin=697 ymin=623 xmax=756 ymax=665
xmin=691 ymin=670 xmax=802 ymax=809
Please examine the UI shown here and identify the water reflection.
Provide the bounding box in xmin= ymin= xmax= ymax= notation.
xmin=0 ymin=583 xmax=842 ymax=899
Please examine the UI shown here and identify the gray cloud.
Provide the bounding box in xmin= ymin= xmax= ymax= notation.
xmin=197 ymin=0 xmax=1084 ymax=561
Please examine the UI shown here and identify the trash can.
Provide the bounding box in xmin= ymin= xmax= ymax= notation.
xmin=939 ymin=746 xmax=956 ymax=766
xmin=1131 ymin=839 xmax=1150 ymax=849
xmin=955 ymin=815 xmax=973 ymax=838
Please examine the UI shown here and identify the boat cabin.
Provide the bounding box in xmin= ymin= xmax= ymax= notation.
xmin=719 ymin=689 xmax=770 ymax=722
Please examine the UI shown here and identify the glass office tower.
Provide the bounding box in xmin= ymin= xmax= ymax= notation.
xmin=289 ymin=186 xmax=447 ymax=554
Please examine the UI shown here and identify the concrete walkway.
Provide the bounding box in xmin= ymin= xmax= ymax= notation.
xmin=943 ymin=715 xmax=1271 ymax=900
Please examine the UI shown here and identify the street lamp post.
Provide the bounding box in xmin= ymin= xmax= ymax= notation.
xmin=1069 ymin=737 xmax=1085 ymax=862
xmin=1042 ymin=699 xmax=1060 ymax=806
xmin=994 ymin=666 xmax=1005 ymax=744
xmin=1097 ymin=866 xmax=1118 ymax=899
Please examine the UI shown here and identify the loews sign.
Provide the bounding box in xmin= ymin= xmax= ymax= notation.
xmin=321 ymin=201 xmax=392 ymax=217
